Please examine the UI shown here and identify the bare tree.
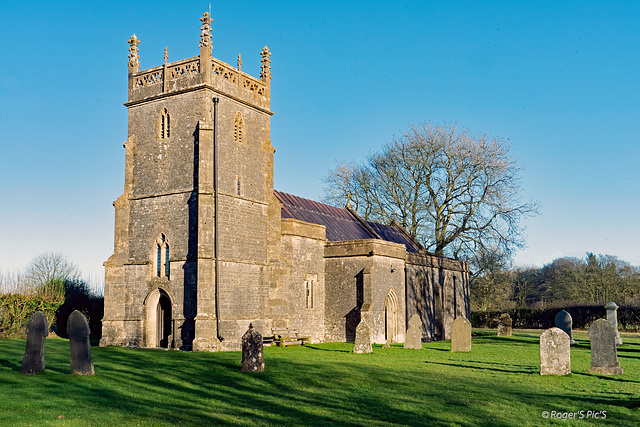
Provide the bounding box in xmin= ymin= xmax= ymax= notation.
xmin=323 ymin=122 xmax=540 ymax=274
xmin=25 ymin=252 xmax=81 ymax=291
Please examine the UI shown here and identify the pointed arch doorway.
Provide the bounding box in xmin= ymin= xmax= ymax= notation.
xmin=145 ymin=288 xmax=173 ymax=348
xmin=384 ymin=290 xmax=399 ymax=343
xmin=156 ymin=293 xmax=172 ymax=348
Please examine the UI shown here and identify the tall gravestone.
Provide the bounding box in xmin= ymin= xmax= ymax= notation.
xmin=353 ymin=318 xmax=372 ymax=353
xmin=588 ymin=319 xmax=623 ymax=375
xmin=554 ymin=310 xmax=575 ymax=345
xmin=68 ymin=310 xmax=95 ymax=375
xmin=497 ymin=313 xmax=512 ymax=337
xmin=604 ymin=302 xmax=622 ymax=346
xmin=451 ymin=317 xmax=471 ymax=352
xmin=21 ymin=311 xmax=48 ymax=375
xmin=241 ymin=323 xmax=264 ymax=372
xmin=404 ymin=314 xmax=423 ymax=349
xmin=540 ymin=327 xmax=571 ymax=375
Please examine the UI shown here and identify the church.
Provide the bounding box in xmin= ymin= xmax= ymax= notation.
xmin=100 ymin=13 xmax=470 ymax=351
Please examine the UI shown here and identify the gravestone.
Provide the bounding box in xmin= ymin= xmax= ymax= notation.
xmin=383 ymin=342 xmax=391 ymax=349
xmin=451 ymin=317 xmax=472 ymax=352
xmin=497 ymin=313 xmax=512 ymax=337
xmin=404 ymin=314 xmax=423 ymax=349
xmin=540 ymin=327 xmax=571 ymax=375
xmin=68 ymin=310 xmax=95 ymax=375
xmin=241 ymin=323 xmax=264 ymax=372
xmin=554 ymin=310 xmax=575 ymax=345
xmin=353 ymin=318 xmax=372 ymax=353
xmin=21 ymin=311 xmax=48 ymax=375
xmin=604 ymin=302 xmax=622 ymax=346
xmin=588 ymin=319 xmax=623 ymax=375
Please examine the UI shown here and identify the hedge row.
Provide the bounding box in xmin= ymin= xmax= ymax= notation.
xmin=0 ymin=281 xmax=104 ymax=342
xmin=471 ymin=305 xmax=640 ymax=331
xmin=0 ymin=294 xmax=64 ymax=338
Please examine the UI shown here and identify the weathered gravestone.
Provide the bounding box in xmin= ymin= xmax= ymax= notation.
xmin=554 ymin=310 xmax=575 ymax=345
xmin=497 ymin=313 xmax=512 ymax=337
xmin=383 ymin=342 xmax=391 ymax=349
xmin=353 ymin=318 xmax=372 ymax=354
xmin=540 ymin=327 xmax=571 ymax=375
xmin=68 ymin=310 xmax=95 ymax=375
xmin=604 ymin=302 xmax=622 ymax=346
xmin=241 ymin=323 xmax=264 ymax=372
xmin=404 ymin=314 xmax=423 ymax=349
xmin=451 ymin=317 xmax=471 ymax=352
xmin=21 ymin=311 xmax=48 ymax=375
xmin=588 ymin=319 xmax=623 ymax=375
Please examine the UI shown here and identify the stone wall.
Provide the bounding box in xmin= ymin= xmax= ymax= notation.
xmin=406 ymin=253 xmax=470 ymax=341
xmin=323 ymin=240 xmax=406 ymax=343
xmin=103 ymin=30 xmax=274 ymax=351
xmin=275 ymin=219 xmax=326 ymax=342
xmin=103 ymin=15 xmax=471 ymax=352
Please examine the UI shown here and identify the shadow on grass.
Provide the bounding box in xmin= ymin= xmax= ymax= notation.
xmin=571 ymin=370 xmax=640 ymax=384
xmin=0 ymin=358 xmax=20 ymax=372
xmin=302 ymin=345 xmax=351 ymax=353
xmin=426 ymin=359 xmax=537 ymax=375
xmin=2 ymin=337 xmax=640 ymax=426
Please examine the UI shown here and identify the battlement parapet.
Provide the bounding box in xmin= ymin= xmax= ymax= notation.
xmin=126 ymin=13 xmax=270 ymax=111
xmin=128 ymin=55 xmax=270 ymax=111
xmin=210 ymin=57 xmax=269 ymax=109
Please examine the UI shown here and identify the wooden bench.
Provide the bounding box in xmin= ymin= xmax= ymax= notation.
xmin=271 ymin=328 xmax=311 ymax=347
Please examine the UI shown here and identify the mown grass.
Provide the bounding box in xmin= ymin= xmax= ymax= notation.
xmin=1 ymin=330 xmax=639 ymax=426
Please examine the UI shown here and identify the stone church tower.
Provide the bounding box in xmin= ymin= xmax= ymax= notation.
xmin=102 ymin=12 xmax=470 ymax=352
xmin=101 ymin=13 xmax=276 ymax=351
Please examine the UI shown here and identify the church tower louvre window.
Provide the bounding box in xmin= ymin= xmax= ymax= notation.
xmin=160 ymin=108 xmax=171 ymax=139
xmin=234 ymin=112 xmax=243 ymax=143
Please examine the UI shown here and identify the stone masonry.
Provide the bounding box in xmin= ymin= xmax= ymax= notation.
xmin=101 ymin=12 xmax=470 ymax=352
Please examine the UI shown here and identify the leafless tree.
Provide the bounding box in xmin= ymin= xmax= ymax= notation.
xmin=25 ymin=252 xmax=81 ymax=290
xmin=323 ymin=122 xmax=540 ymax=274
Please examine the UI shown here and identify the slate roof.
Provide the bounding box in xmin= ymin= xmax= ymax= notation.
xmin=274 ymin=190 xmax=421 ymax=253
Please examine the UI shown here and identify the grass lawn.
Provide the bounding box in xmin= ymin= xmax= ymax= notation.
xmin=0 ymin=330 xmax=639 ymax=426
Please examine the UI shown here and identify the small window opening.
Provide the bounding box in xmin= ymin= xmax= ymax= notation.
xmin=237 ymin=177 xmax=241 ymax=196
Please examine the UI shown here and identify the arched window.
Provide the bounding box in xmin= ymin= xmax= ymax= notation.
xmin=160 ymin=108 xmax=170 ymax=139
xmin=154 ymin=234 xmax=171 ymax=279
xmin=234 ymin=112 xmax=243 ymax=143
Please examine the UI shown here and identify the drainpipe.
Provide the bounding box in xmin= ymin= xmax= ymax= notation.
xmin=213 ymin=96 xmax=224 ymax=343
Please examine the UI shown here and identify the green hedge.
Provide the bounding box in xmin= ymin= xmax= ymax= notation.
xmin=0 ymin=294 xmax=64 ymax=338
xmin=471 ymin=305 xmax=640 ymax=331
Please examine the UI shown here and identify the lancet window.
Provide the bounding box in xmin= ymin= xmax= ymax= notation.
xmin=154 ymin=234 xmax=170 ymax=279
xmin=305 ymin=274 xmax=317 ymax=309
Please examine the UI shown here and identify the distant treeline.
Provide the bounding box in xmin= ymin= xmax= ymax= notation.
xmin=471 ymin=305 xmax=640 ymax=331
xmin=471 ymin=253 xmax=640 ymax=311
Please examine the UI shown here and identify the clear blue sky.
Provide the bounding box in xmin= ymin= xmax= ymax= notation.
xmin=1 ymin=1 xmax=639 ymax=280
